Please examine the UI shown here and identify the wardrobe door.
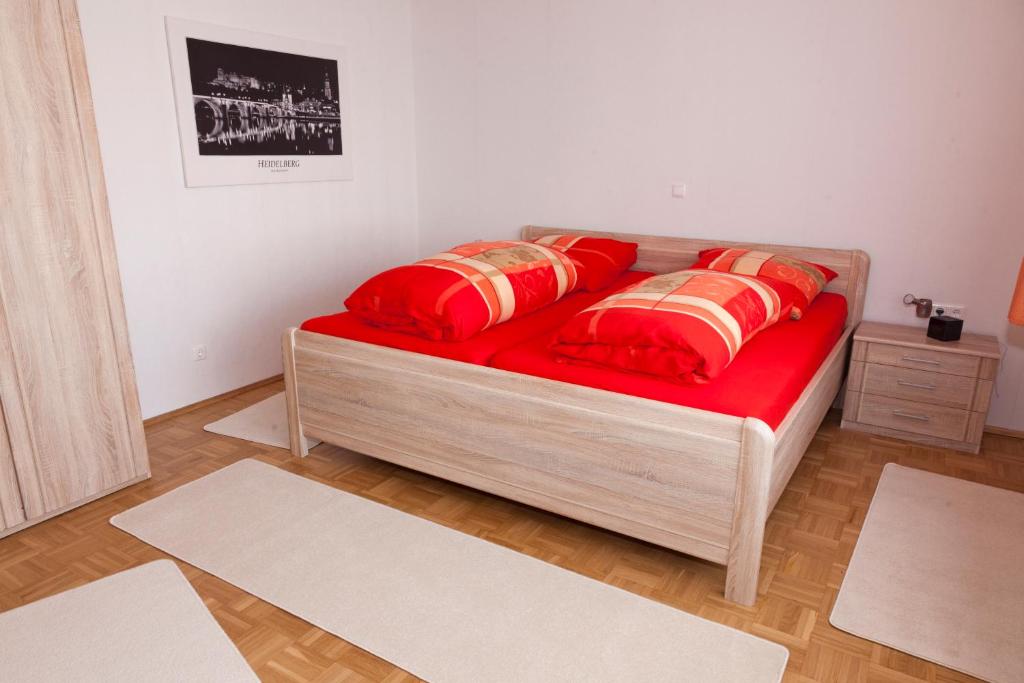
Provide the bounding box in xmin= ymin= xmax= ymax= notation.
xmin=0 ymin=0 xmax=148 ymax=520
xmin=0 ymin=404 xmax=27 ymax=532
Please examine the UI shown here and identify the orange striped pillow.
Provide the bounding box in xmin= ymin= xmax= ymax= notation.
xmin=531 ymin=234 xmax=638 ymax=290
xmin=551 ymin=269 xmax=789 ymax=383
xmin=693 ymin=248 xmax=837 ymax=319
xmin=346 ymin=241 xmax=582 ymax=341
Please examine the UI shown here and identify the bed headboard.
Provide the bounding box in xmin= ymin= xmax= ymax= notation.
xmin=522 ymin=225 xmax=870 ymax=327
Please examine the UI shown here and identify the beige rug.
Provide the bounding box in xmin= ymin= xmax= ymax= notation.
xmin=831 ymin=464 xmax=1024 ymax=683
xmin=111 ymin=459 xmax=788 ymax=682
xmin=204 ymin=392 xmax=319 ymax=450
xmin=0 ymin=560 xmax=256 ymax=682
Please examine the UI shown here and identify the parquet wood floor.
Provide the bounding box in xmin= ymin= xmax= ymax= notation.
xmin=1 ymin=380 xmax=1021 ymax=682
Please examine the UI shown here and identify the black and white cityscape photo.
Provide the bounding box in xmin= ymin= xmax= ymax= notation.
xmin=186 ymin=38 xmax=342 ymax=156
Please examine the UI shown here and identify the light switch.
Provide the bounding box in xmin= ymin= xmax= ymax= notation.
xmin=671 ymin=183 xmax=687 ymax=198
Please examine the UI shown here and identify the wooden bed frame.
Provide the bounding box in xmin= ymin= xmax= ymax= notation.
xmin=282 ymin=227 xmax=869 ymax=605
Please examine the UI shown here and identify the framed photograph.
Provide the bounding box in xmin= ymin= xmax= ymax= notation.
xmin=165 ymin=18 xmax=352 ymax=187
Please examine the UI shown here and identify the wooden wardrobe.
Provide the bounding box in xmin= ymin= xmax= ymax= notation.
xmin=0 ymin=0 xmax=149 ymax=538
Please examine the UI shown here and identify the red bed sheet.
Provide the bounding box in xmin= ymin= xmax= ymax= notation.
xmin=300 ymin=270 xmax=655 ymax=365
xmin=490 ymin=292 xmax=849 ymax=430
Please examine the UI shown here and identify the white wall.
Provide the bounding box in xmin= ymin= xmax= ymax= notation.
xmin=78 ymin=0 xmax=418 ymax=418
xmin=411 ymin=0 xmax=1024 ymax=430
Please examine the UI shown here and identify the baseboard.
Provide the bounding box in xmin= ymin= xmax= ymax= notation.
xmin=984 ymin=424 xmax=1024 ymax=439
xmin=143 ymin=374 xmax=284 ymax=427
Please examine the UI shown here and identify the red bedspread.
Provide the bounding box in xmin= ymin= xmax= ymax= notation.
xmin=490 ymin=293 xmax=848 ymax=429
xmin=300 ymin=270 xmax=654 ymax=365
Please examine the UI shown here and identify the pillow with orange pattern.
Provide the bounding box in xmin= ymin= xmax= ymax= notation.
xmin=345 ymin=240 xmax=583 ymax=341
xmin=692 ymin=248 xmax=837 ymax=319
xmin=531 ymin=234 xmax=638 ymax=291
xmin=550 ymin=269 xmax=791 ymax=383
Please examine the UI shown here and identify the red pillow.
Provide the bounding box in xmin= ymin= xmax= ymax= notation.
xmin=692 ymin=248 xmax=837 ymax=319
xmin=532 ymin=234 xmax=638 ymax=290
xmin=345 ymin=241 xmax=582 ymax=341
xmin=551 ymin=269 xmax=788 ymax=383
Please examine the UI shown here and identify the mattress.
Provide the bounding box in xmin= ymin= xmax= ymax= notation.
xmin=489 ymin=293 xmax=849 ymax=430
xmin=300 ymin=270 xmax=655 ymax=365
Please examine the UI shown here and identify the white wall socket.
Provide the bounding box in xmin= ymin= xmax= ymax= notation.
xmin=671 ymin=183 xmax=687 ymax=198
xmin=192 ymin=344 xmax=208 ymax=361
xmin=932 ymin=303 xmax=965 ymax=319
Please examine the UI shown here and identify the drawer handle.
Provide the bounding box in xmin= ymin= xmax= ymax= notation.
xmin=901 ymin=355 xmax=940 ymax=366
xmin=892 ymin=409 xmax=931 ymax=422
xmin=896 ymin=379 xmax=937 ymax=391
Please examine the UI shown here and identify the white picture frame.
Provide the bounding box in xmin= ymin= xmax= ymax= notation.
xmin=165 ymin=17 xmax=353 ymax=187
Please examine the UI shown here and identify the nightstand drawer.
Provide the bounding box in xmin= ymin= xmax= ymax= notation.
xmin=856 ymin=394 xmax=969 ymax=442
xmin=861 ymin=364 xmax=976 ymax=409
xmin=866 ymin=343 xmax=980 ymax=377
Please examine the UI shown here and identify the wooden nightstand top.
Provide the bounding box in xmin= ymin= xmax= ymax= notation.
xmin=854 ymin=321 xmax=1001 ymax=359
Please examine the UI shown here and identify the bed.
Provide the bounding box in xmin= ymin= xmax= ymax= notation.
xmin=282 ymin=227 xmax=869 ymax=605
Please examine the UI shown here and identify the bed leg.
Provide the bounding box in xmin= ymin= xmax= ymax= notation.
xmin=282 ymin=327 xmax=309 ymax=458
xmin=724 ymin=418 xmax=774 ymax=606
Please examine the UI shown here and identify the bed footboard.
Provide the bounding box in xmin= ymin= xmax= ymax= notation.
xmin=283 ymin=328 xmax=775 ymax=605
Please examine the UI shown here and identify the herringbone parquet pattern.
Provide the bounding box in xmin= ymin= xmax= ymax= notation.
xmin=1 ymin=380 xmax=1021 ymax=682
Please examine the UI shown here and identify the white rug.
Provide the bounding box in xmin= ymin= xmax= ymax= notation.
xmin=831 ymin=464 xmax=1024 ymax=683
xmin=0 ymin=560 xmax=256 ymax=683
xmin=111 ymin=459 xmax=788 ymax=683
xmin=204 ymin=392 xmax=319 ymax=450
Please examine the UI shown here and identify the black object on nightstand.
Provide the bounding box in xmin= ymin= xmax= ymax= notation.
xmin=927 ymin=312 xmax=963 ymax=341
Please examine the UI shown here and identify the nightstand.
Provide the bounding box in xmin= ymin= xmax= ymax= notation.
xmin=841 ymin=321 xmax=1001 ymax=453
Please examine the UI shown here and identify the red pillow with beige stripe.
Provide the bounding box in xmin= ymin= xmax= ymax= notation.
xmin=345 ymin=241 xmax=582 ymax=341
xmin=551 ymin=269 xmax=791 ymax=383
xmin=531 ymin=234 xmax=638 ymax=291
xmin=692 ymin=248 xmax=837 ymax=319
